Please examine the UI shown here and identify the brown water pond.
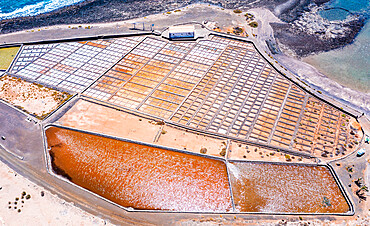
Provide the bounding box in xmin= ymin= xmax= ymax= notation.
xmin=228 ymin=162 xmax=350 ymax=213
xmin=45 ymin=126 xmax=232 ymax=212
xmin=45 ymin=126 xmax=350 ymax=214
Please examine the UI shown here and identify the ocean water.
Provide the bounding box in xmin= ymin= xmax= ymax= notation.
xmin=319 ymin=0 xmax=369 ymax=21
xmin=304 ymin=0 xmax=370 ymax=93
xmin=0 ymin=0 xmax=85 ymax=19
xmin=303 ymin=20 xmax=370 ymax=93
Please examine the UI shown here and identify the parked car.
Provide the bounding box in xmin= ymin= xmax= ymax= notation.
xmin=357 ymin=148 xmax=366 ymax=157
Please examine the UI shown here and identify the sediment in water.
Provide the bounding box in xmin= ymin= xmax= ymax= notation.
xmin=229 ymin=161 xmax=350 ymax=213
xmin=45 ymin=126 xmax=232 ymax=212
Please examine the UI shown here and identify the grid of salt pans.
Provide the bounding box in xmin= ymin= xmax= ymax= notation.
xmin=84 ymin=37 xmax=169 ymax=105
xmin=293 ymin=97 xmax=352 ymax=157
xmin=10 ymin=44 xmax=58 ymax=73
xmin=171 ymin=36 xmax=310 ymax=151
xmin=84 ymin=38 xmax=226 ymax=118
xmin=14 ymin=37 xmax=144 ymax=92
xmin=84 ymin=35 xmax=358 ymax=155
xmin=138 ymin=42 xmax=209 ymax=118
xmin=171 ymin=44 xmax=277 ymax=136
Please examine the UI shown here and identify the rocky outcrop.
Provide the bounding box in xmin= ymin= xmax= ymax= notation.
xmin=271 ymin=8 xmax=365 ymax=57
xmin=292 ymin=5 xmax=361 ymax=39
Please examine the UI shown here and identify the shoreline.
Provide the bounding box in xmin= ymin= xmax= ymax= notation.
xmin=1 ymin=0 xmax=363 ymax=55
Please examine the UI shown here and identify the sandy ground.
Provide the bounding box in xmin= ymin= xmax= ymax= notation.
xmin=56 ymin=99 xmax=162 ymax=143
xmin=228 ymin=141 xmax=314 ymax=163
xmin=57 ymin=99 xmax=228 ymax=158
xmin=56 ymin=99 xmax=318 ymax=163
xmin=0 ymin=159 xmax=112 ymax=226
xmin=157 ymin=125 xmax=227 ymax=158
xmin=0 ymin=75 xmax=69 ymax=118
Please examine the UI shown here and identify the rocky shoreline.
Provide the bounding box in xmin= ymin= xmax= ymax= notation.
xmin=272 ymin=4 xmax=366 ymax=57
xmin=0 ymin=0 xmax=366 ymax=57
xmin=271 ymin=18 xmax=365 ymax=57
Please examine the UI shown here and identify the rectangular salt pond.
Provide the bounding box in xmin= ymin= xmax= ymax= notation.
xmin=44 ymin=126 xmax=350 ymax=214
xmin=45 ymin=126 xmax=233 ymax=212
xmin=228 ymin=161 xmax=350 ymax=213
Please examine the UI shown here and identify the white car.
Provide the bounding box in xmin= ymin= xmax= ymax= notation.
xmin=357 ymin=148 xmax=366 ymax=157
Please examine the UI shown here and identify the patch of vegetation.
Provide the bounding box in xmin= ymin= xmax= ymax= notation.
xmin=245 ymin=13 xmax=254 ymax=19
xmin=219 ymin=148 xmax=226 ymax=157
xmin=285 ymin=154 xmax=291 ymax=161
xmin=233 ymin=27 xmax=244 ymax=35
xmin=322 ymin=197 xmax=331 ymax=207
xmin=248 ymin=22 xmax=258 ymax=28
xmin=346 ymin=165 xmax=353 ymax=173
xmin=0 ymin=47 xmax=20 ymax=70
xmin=200 ymin=148 xmax=207 ymax=154
xmin=156 ymin=120 xmax=165 ymax=125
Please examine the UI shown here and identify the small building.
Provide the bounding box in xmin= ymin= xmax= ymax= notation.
xmin=169 ymin=25 xmax=195 ymax=40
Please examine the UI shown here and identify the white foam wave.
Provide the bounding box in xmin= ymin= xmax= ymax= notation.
xmin=0 ymin=0 xmax=85 ymax=20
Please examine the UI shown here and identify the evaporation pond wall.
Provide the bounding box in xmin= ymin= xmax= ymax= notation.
xmin=45 ymin=127 xmax=232 ymax=212
xmin=228 ymin=162 xmax=349 ymax=213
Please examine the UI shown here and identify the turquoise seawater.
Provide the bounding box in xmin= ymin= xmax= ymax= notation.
xmin=303 ymin=21 xmax=370 ymax=93
xmin=0 ymin=0 xmax=85 ymax=19
xmin=305 ymin=0 xmax=370 ymax=93
xmin=319 ymin=0 xmax=369 ymax=21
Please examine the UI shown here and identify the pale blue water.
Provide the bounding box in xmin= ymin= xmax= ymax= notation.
xmin=305 ymin=0 xmax=370 ymax=93
xmin=319 ymin=0 xmax=369 ymax=21
xmin=303 ymin=21 xmax=370 ymax=93
xmin=0 ymin=0 xmax=85 ymax=19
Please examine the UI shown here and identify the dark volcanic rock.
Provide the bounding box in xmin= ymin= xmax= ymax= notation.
xmin=0 ymin=0 xmax=295 ymax=35
xmin=0 ymin=0 xmax=365 ymax=57
xmin=271 ymin=17 xmax=365 ymax=57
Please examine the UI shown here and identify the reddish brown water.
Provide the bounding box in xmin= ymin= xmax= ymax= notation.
xmin=228 ymin=162 xmax=349 ymax=213
xmin=45 ymin=127 xmax=232 ymax=212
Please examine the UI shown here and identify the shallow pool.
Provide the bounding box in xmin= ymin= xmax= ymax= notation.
xmin=45 ymin=126 xmax=232 ymax=212
xmin=228 ymin=161 xmax=350 ymax=213
xmin=45 ymin=126 xmax=350 ymax=214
